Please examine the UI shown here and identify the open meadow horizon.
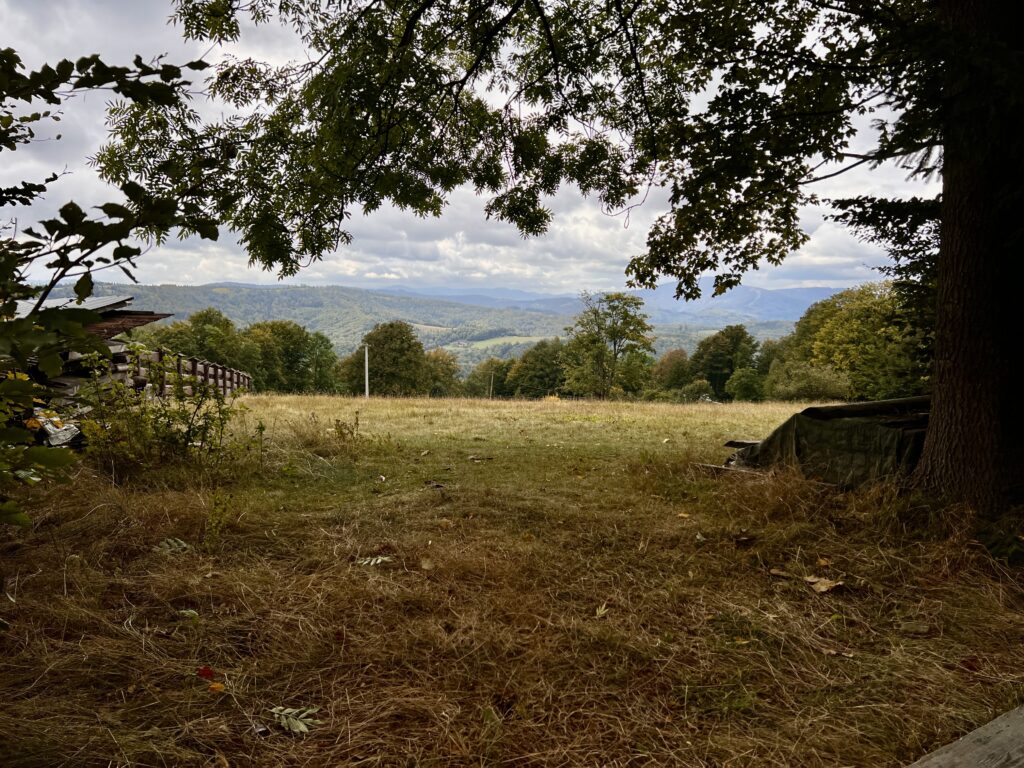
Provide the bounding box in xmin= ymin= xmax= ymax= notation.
xmin=2 ymin=396 xmax=1022 ymax=766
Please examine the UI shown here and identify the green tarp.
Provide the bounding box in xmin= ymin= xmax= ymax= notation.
xmin=729 ymin=397 xmax=929 ymax=487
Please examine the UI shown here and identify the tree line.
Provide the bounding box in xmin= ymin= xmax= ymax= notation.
xmin=134 ymin=281 xmax=926 ymax=402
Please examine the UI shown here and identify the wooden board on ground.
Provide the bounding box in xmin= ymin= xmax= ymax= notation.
xmin=908 ymin=705 xmax=1024 ymax=767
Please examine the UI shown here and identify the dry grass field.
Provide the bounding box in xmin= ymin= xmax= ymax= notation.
xmin=2 ymin=396 xmax=1023 ymax=766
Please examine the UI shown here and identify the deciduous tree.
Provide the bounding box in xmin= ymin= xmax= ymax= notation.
xmin=689 ymin=325 xmax=758 ymax=400
xmin=338 ymin=321 xmax=426 ymax=396
xmin=506 ymin=338 xmax=564 ymax=398
xmin=562 ymin=292 xmax=653 ymax=398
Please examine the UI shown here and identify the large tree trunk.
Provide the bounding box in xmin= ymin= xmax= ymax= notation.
xmin=916 ymin=0 xmax=1023 ymax=516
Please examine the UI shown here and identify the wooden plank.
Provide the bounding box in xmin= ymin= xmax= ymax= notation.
xmin=691 ymin=463 xmax=762 ymax=477
xmin=908 ymin=705 xmax=1024 ymax=767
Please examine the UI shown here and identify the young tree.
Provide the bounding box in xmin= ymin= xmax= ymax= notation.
xmin=724 ymin=367 xmax=765 ymax=402
xmin=338 ymin=321 xmax=426 ymax=396
xmin=561 ymin=292 xmax=654 ymax=398
xmin=506 ymin=338 xmax=564 ymax=398
xmin=422 ymin=348 xmax=463 ymax=397
xmin=464 ymin=357 xmax=515 ymax=398
xmin=652 ymin=348 xmax=692 ymax=391
xmin=307 ymin=332 xmax=340 ymax=393
xmin=105 ymin=1 xmax=1023 ymax=514
xmin=689 ymin=326 xmax=758 ymax=400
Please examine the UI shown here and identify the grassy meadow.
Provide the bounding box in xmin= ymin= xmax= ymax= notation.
xmin=2 ymin=396 xmax=1023 ymax=766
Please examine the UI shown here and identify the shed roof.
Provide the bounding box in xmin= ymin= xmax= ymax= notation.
xmin=15 ymin=295 xmax=135 ymax=318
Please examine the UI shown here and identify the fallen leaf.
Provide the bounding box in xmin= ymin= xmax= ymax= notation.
xmin=420 ymin=450 xmax=430 ymax=456
xmin=377 ymin=475 xmax=386 ymax=482
xmin=804 ymin=576 xmax=844 ymax=593
xmin=208 ymin=682 xmax=226 ymax=693
xmin=695 ymin=532 xmax=707 ymax=543
xmin=732 ymin=637 xmax=753 ymax=646
xmin=769 ymin=568 xmax=794 ymax=578
xmin=467 ymin=455 xmax=494 ymax=462
xmin=816 ymin=557 xmax=832 ymax=567
xmin=662 ymin=438 xmax=670 ymax=443
xmin=677 ymin=512 xmax=690 ymax=519
xmin=197 ymin=665 xmax=215 ymax=680
xmin=424 ymin=480 xmax=445 ymax=489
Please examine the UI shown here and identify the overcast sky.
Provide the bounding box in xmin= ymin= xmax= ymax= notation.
xmin=2 ymin=0 xmax=939 ymax=296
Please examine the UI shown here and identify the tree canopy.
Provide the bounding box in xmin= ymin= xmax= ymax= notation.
xmin=561 ymin=292 xmax=653 ymax=398
xmin=338 ymin=321 xmax=427 ymax=396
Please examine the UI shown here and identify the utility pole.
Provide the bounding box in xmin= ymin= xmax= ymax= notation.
xmin=488 ymin=370 xmax=494 ymax=399
xmin=364 ymin=344 xmax=370 ymax=399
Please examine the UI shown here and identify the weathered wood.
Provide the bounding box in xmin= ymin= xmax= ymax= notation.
xmin=908 ymin=705 xmax=1024 ymax=767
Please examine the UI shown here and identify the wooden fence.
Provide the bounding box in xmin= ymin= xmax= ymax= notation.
xmin=58 ymin=343 xmax=252 ymax=398
xmin=129 ymin=348 xmax=253 ymax=395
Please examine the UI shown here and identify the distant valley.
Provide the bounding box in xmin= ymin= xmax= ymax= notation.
xmin=70 ymin=281 xmax=840 ymax=370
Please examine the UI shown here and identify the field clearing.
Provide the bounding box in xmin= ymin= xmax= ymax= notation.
xmin=2 ymin=396 xmax=1023 ymax=766
xmin=462 ymin=335 xmax=549 ymax=348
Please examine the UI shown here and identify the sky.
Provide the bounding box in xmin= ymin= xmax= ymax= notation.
xmin=2 ymin=0 xmax=940 ymax=297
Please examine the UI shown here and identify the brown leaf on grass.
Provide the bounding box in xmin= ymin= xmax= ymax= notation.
xmin=769 ymin=568 xmax=794 ymax=578
xmin=804 ymin=576 xmax=844 ymax=593
xmin=816 ymin=557 xmax=832 ymax=567
xmin=467 ymin=455 xmax=494 ymax=463
xmin=208 ymin=682 xmax=226 ymax=693
xmin=677 ymin=512 xmax=690 ymax=518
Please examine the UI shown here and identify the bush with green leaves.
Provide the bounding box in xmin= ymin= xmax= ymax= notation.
xmin=724 ymin=367 xmax=765 ymax=402
xmin=79 ymin=353 xmax=248 ymax=483
xmin=679 ymin=379 xmax=715 ymax=403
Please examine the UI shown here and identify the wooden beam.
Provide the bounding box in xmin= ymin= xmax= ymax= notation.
xmin=908 ymin=705 xmax=1024 ymax=767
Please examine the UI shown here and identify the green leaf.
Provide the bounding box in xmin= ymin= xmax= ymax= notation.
xmin=195 ymin=221 xmax=219 ymax=241
xmin=23 ymin=446 xmax=75 ymax=469
xmin=74 ymin=272 xmax=94 ymax=302
xmin=0 ymin=501 xmax=31 ymax=527
xmin=58 ymin=201 xmax=86 ymax=225
xmin=37 ymin=352 xmax=64 ymax=378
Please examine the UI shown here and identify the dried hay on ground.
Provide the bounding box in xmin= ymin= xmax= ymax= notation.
xmin=1 ymin=397 xmax=1022 ymax=766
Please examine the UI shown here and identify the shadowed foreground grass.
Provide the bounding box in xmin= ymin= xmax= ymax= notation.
xmin=2 ymin=397 xmax=1023 ymax=766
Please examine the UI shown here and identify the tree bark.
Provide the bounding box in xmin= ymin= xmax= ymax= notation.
xmin=916 ymin=0 xmax=1024 ymax=516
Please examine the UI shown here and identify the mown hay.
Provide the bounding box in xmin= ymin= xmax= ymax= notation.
xmin=2 ymin=397 xmax=1022 ymax=766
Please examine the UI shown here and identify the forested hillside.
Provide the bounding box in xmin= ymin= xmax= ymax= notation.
xmin=71 ymin=282 xmax=808 ymax=370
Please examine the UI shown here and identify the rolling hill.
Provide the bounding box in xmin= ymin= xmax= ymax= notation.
xmin=66 ymin=281 xmax=838 ymax=370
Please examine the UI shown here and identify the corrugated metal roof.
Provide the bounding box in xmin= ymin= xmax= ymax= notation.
xmin=14 ymin=295 xmax=134 ymax=318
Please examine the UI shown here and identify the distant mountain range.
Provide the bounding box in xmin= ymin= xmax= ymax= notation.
xmin=63 ymin=280 xmax=841 ymax=370
xmin=381 ymin=279 xmax=839 ymax=324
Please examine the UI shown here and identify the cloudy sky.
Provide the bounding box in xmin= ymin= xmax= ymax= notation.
xmin=2 ymin=0 xmax=939 ymax=296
